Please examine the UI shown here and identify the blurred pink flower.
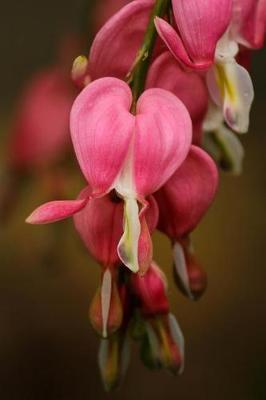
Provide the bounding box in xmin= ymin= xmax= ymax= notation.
xmin=8 ymin=67 xmax=76 ymax=170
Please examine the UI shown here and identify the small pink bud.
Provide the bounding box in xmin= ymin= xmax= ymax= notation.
xmin=130 ymin=262 xmax=169 ymax=317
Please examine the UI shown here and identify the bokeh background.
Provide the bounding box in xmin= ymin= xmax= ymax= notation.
xmin=1 ymin=1 xmax=266 ymax=399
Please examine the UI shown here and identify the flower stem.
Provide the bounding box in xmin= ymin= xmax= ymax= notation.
xmin=128 ymin=0 xmax=170 ymax=105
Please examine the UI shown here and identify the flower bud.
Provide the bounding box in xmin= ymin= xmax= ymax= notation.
xmin=140 ymin=314 xmax=184 ymax=375
xmin=130 ymin=262 xmax=169 ymax=317
xmin=89 ymin=269 xmax=123 ymax=338
xmin=98 ymin=332 xmax=130 ymax=392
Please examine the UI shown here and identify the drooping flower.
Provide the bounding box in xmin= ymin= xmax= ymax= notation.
xmin=155 ymin=145 xmax=218 ymax=299
xmin=69 ymin=77 xmax=192 ymax=273
xmin=155 ymin=0 xmax=255 ymax=134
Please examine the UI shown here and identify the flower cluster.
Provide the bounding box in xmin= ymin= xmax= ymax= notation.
xmin=26 ymin=0 xmax=265 ymax=390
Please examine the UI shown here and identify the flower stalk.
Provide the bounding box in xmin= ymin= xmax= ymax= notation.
xmin=128 ymin=0 xmax=170 ymax=103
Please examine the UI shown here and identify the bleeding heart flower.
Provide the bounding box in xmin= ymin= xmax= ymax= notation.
xmin=155 ymin=146 xmax=218 ymax=299
xmin=69 ymin=77 xmax=192 ymax=273
xmin=8 ymin=67 xmax=75 ymax=170
xmin=146 ymin=51 xmax=209 ymax=145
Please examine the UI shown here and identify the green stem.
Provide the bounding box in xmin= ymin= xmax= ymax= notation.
xmin=129 ymin=0 xmax=170 ymax=105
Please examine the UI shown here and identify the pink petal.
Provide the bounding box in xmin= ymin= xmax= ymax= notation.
xmin=134 ymin=88 xmax=192 ymax=196
xmin=74 ymin=193 xmax=124 ymax=267
xmin=89 ymin=0 xmax=154 ymax=80
xmin=154 ymin=17 xmax=209 ymax=70
xmin=26 ymin=198 xmax=88 ymax=224
xmin=137 ymin=196 xmax=159 ymax=275
xmin=155 ymin=146 xmax=219 ymax=239
xmin=146 ymin=51 xmax=209 ymax=144
xmin=70 ymin=77 xmax=134 ymax=195
xmin=171 ymin=0 xmax=232 ymax=65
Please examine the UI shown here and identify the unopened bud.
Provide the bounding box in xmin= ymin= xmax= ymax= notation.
xmin=130 ymin=262 xmax=169 ymax=317
xmin=98 ymin=332 xmax=130 ymax=392
xmin=89 ymin=269 xmax=123 ymax=338
xmin=71 ymin=55 xmax=91 ymax=89
xmin=140 ymin=314 xmax=184 ymax=374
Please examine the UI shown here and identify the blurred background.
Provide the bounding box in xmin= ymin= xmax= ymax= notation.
xmin=0 ymin=1 xmax=266 ymax=399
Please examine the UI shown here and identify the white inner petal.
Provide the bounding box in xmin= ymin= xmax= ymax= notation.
xmin=173 ymin=242 xmax=194 ymax=300
xmin=168 ymin=313 xmax=185 ymax=375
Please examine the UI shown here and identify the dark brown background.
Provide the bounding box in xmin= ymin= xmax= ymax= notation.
xmin=0 ymin=1 xmax=266 ymax=399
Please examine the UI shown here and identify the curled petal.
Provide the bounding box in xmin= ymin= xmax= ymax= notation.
xmin=207 ymin=61 xmax=254 ymax=133
xmin=138 ymin=197 xmax=159 ymax=275
xmin=155 ymin=146 xmax=219 ymax=239
xmin=70 ymin=78 xmax=134 ymax=195
xmin=171 ymin=0 xmax=232 ymax=66
xmin=154 ymin=18 xmax=210 ymax=70
xmin=89 ymin=0 xmax=154 ymax=80
xmin=117 ymin=197 xmax=141 ymax=273
xmin=26 ymin=198 xmax=88 ymax=224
